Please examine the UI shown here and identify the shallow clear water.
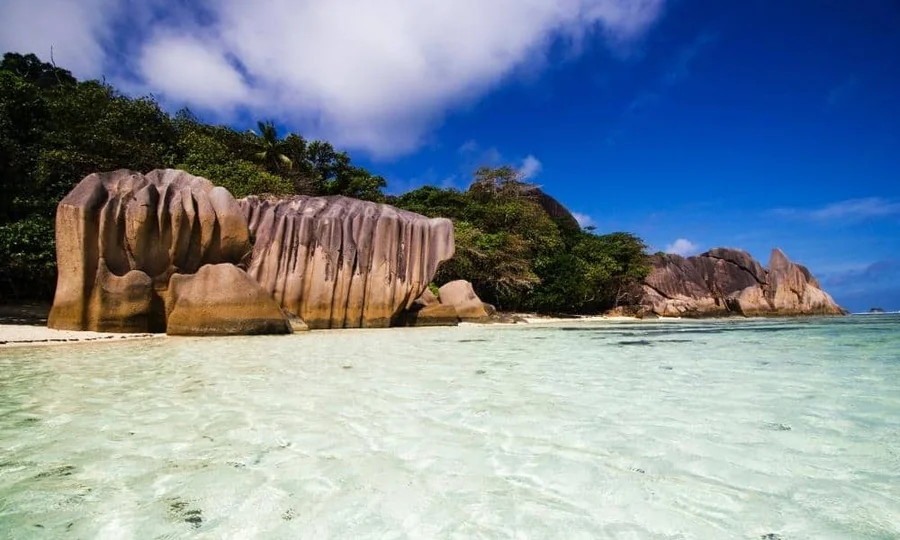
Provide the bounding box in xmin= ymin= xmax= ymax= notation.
xmin=1 ymin=316 xmax=898 ymax=539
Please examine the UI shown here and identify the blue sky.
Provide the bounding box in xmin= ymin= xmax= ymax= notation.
xmin=1 ymin=0 xmax=898 ymax=311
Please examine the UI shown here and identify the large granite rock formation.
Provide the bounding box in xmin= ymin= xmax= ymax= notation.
xmin=48 ymin=169 xmax=260 ymax=333
xmin=239 ymin=195 xmax=455 ymax=329
xmin=641 ymin=248 xmax=845 ymax=317
xmin=49 ymin=170 xmax=457 ymax=333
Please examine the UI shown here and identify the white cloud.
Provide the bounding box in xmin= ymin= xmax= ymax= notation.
xmin=458 ymin=140 xmax=479 ymax=154
xmin=772 ymin=197 xmax=900 ymax=222
xmin=0 ymin=0 xmax=666 ymax=157
xmin=0 ymin=0 xmax=119 ymax=77
xmin=572 ymin=212 xmax=595 ymax=228
xmin=811 ymin=197 xmax=900 ymax=220
xmin=138 ymin=35 xmax=253 ymax=111
xmin=518 ymin=155 xmax=543 ymax=179
xmin=665 ymin=238 xmax=700 ymax=256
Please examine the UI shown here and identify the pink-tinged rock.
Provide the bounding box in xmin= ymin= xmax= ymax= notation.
xmin=165 ymin=264 xmax=291 ymax=336
xmin=641 ymin=248 xmax=844 ymax=317
xmin=240 ymin=195 xmax=455 ymax=329
xmin=438 ymin=280 xmax=490 ymax=322
xmin=49 ymin=169 xmax=252 ymax=332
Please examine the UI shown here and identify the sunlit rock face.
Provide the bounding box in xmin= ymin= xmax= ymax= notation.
xmin=239 ymin=195 xmax=455 ymax=329
xmin=166 ymin=264 xmax=291 ymax=336
xmin=642 ymin=248 xmax=845 ymax=318
xmin=48 ymin=169 xmax=255 ymax=333
xmin=437 ymin=280 xmax=490 ymax=323
xmin=48 ymin=170 xmax=456 ymax=333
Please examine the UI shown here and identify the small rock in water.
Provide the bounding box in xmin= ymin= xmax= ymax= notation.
xmin=659 ymin=365 xmax=674 ymax=371
xmin=166 ymin=497 xmax=203 ymax=529
xmin=183 ymin=510 xmax=203 ymax=528
xmin=617 ymin=339 xmax=653 ymax=346
xmin=475 ymin=369 xmax=487 ymax=375
xmin=760 ymin=534 xmax=783 ymax=540
xmin=34 ymin=465 xmax=76 ymax=479
xmin=342 ymin=365 xmax=353 ymax=370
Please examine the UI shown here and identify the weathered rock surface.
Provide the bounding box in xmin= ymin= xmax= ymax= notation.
xmin=166 ymin=264 xmax=291 ymax=336
xmin=438 ymin=280 xmax=490 ymax=322
xmin=283 ymin=311 xmax=310 ymax=332
xmin=49 ymin=169 xmax=254 ymax=332
xmin=240 ymin=195 xmax=455 ymax=329
xmin=397 ymin=279 xmax=498 ymax=326
xmin=394 ymin=304 xmax=461 ymax=327
xmin=413 ymin=288 xmax=440 ymax=308
xmin=641 ymin=248 xmax=845 ymax=317
xmin=82 ymin=260 xmax=155 ymax=332
xmin=48 ymin=169 xmax=458 ymax=333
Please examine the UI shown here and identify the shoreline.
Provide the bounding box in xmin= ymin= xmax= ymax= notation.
xmin=0 ymin=324 xmax=160 ymax=349
xmin=0 ymin=314 xmax=654 ymax=349
xmin=0 ymin=309 xmax=867 ymax=350
xmin=509 ymin=313 xmax=643 ymax=324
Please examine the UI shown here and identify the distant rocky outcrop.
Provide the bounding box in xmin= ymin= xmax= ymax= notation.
xmin=641 ymin=248 xmax=845 ymax=317
xmin=519 ymin=186 xmax=581 ymax=232
xmin=239 ymin=195 xmax=455 ymax=329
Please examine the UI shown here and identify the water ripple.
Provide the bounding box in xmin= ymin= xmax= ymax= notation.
xmin=0 ymin=316 xmax=898 ymax=538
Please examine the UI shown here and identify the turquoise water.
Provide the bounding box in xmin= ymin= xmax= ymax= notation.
xmin=1 ymin=315 xmax=898 ymax=539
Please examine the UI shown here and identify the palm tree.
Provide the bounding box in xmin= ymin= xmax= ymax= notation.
xmin=247 ymin=120 xmax=292 ymax=172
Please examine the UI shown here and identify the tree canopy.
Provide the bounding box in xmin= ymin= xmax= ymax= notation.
xmin=0 ymin=51 xmax=651 ymax=314
xmin=390 ymin=170 xmax=651 ymax=313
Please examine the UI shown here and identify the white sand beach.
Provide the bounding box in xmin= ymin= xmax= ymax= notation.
xmin=0 ymin=302 xmax=161 ymax=348
xmin=0 ymin=304 xmax=662 ymax=348
xmin=0 ymin=324 xmax=158 ymax=348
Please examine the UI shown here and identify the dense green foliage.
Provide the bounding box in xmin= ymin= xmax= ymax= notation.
xmin=390 ymin=167 xmax=651 ymax=312
xmin=0 ymin=52 xmax=650 ymax=314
